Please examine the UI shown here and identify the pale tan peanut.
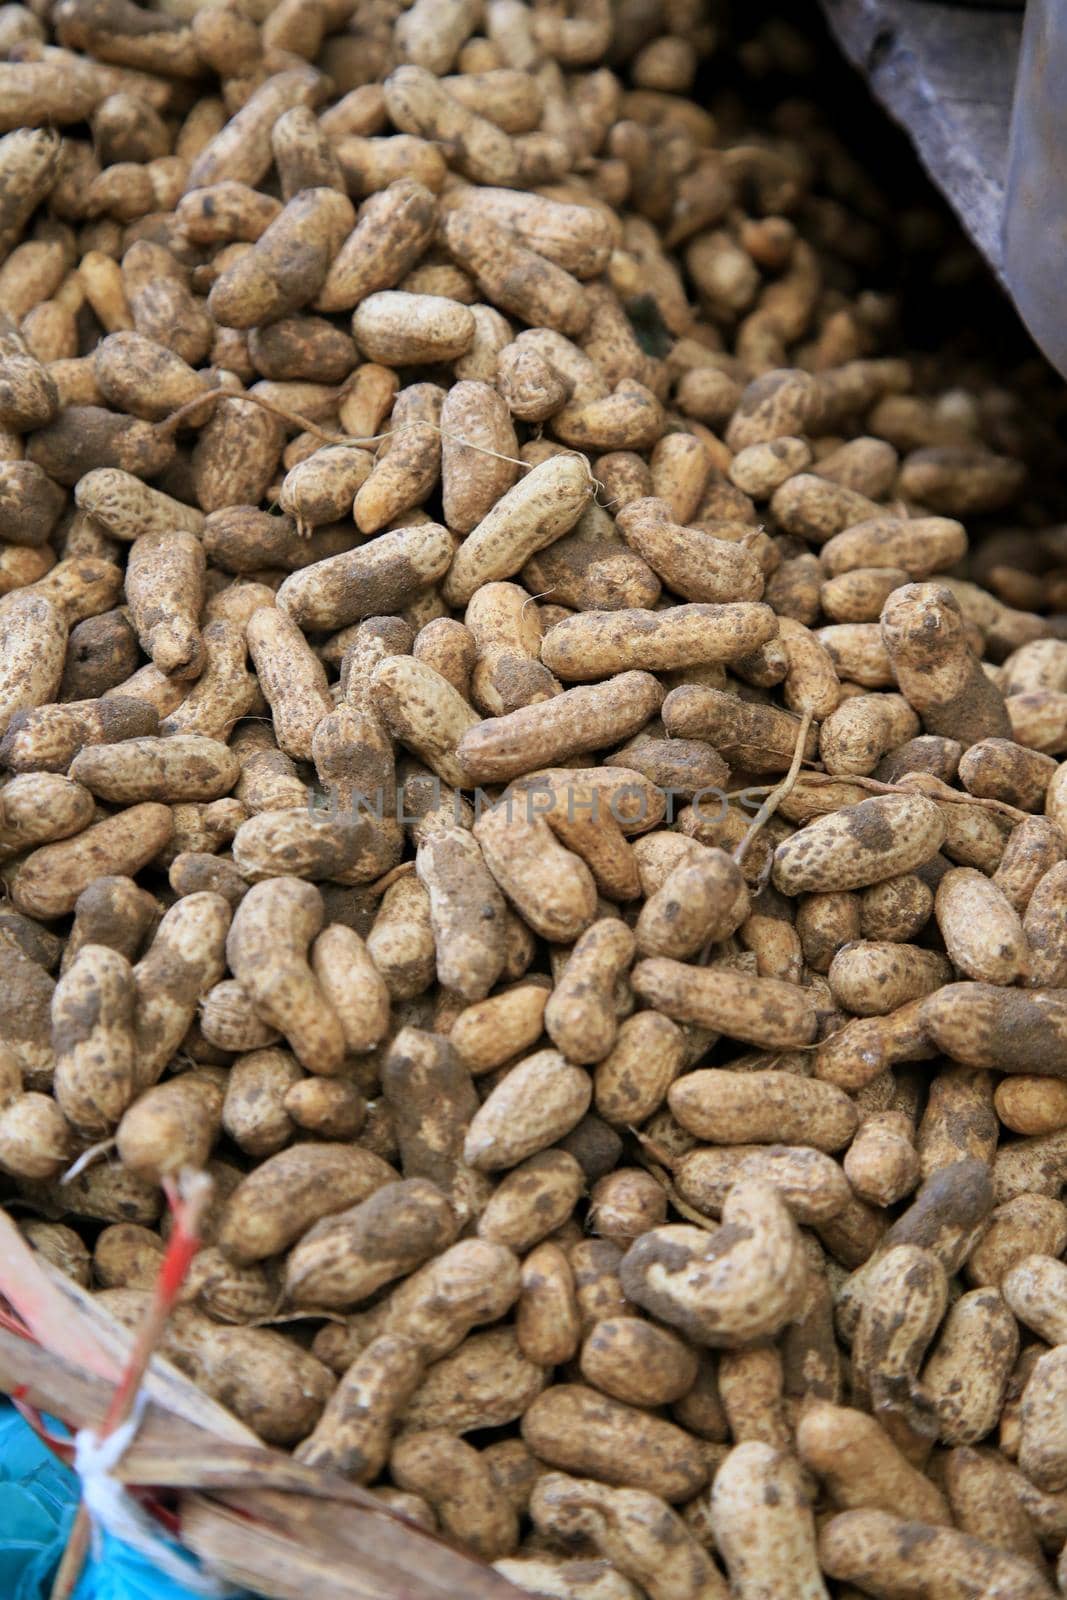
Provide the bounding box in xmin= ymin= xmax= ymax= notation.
xmin=594 ymin=1011 xmax=685 ymax=1125
xmin=91 ymin=330 xmax=209 ymax=425
xmin=921 ymin=1287 xmax=1018 ymax=1445
xmin=518 ymin=1242 xmax=581 ymax=1367
xmin=60 ymin=875 xmax=158 ymax=975
xmin=442 ymin=206 xmax=590 ymax=339
xmin=367 ymin=654 xmax=478 ymax=790
xmin=941 ymin=1446 xmax=1047 ymax=1571
xmin=475 ymin=1148 xmax=583 ymax=1253
xmin=309 ymin=923 xmax=389 ymax=1055
xmin=494 ymin=1558 xmax=639 ymax=1600
xmin=226 ymin=878 xmax=345 ymax=1077
xmin=115 ymin=1070 xmax=225 ymax=1185
xmin=380 ymin=1025 xmax=489 ymax=1223
xmin=385 ymin=62 xmax=518 ymax=186
xmin=1018 ymin=1346 xmax=1067 ymax=1493
xmin=850 ymin=1243 xmax=947 ymax=1443
xmin=845 ymin=1112 xmax=920 ymax=1207
xmin=0 ymin=694 xmax=153 ymax=776
xmin=471 ymin=808 xmax=585 ymax=944
xmin=351 ymin=289 xmax=475 ymax=365
xmin=0 ymin=773 xmax=94 ymax=863
xmin=767 ymin=471 xmax=882 ymax=544
xmin=295 ymin=1334 xmax=423 ymax=1481
xmin=620 ymin=1181 xmax=808 ymax=1348
xmin=0 ymin=590 xmax=66 ymax=737
xmin=661 ymin=685 xmax=816 ymax=773
xmin=283 ymin=1077 xmax=365 ymax=1140
xmin=541 ymin=602 xmax=776 ymax=682
xmin=819 ymin=693 xmax=919 ymax=777
xmin=513 ymin=773 xmax=655 ymax=901
xmin=729 ymin=435 xmax=810 ymax=499
xmin=278 ymin=444 xmax=373 ymax=531
xmin=51 ymin=943 xmax=136 ymax=1135
xmin=277 ymin=522 xmax=453 ymax=634
xmin=635 ymin=849 xmax=749 ymax=961
xmin=132 ymin=892 xmax=231 ymax=1090
xmin=582 ymin=1318 xmax=690 ymax=1409
xmin=449 ymin=301 xmax=511 ymax=383
xmin=859 ymin=874 xmax=933 ymax=943
xmin=632 ymin=960 xmax=817 ymax=1050
xmin=968 ymin=1195 xmax=1067 ymax=1288
xmin=415 ymin=827 xmax=509 ymax=1002
xmin=795 ymin=892 xmax=862 ymax=975
xmin=100 ymin=1290 xmax=334 ymax=1448
xmin=497 ymin=341 xmax=574 ymax=421
xmin=615 ymin=497 xmax=764 ymax=604
xmin=156 ymin=623 xmax=255 ymax=745
xmin=464 ymin=1049 xmax=591 ymax=1172
xmin=958 ymin=737 xmax=1057 ymax=812
xmin=530 ymin=1475 xmax=727 ymax=1600
xmin=821 ymin=514 xmax=966 ymax=577
xmin=1022 ymin=861 xmax=1067 ymax=987
xmin=437 ymin=379 xmax=519 ymax=536
xmin=815 ymin=621 xmax=895 ymax=689
xmin=466 ymin=581 xmax=560 ymax=717
xmin=819 ymin=1509 xmax=1055 ymax=1600
xmin=412 ymin=618 xmax=477 ymax=699
xmin=921 ymin=983 xmax=1067 ymax=1077
xmin=827 ymin=941 xmax=951 ymax=1016
xmin=200 ymin=983 xmax=271 ymax=1053
xmin=315 ymin=178 xmax=437 ymax=313
xmin=217 ymin=1141 xmax=396 ymax=1269
xmin=995 ymin=1076 xmax=1067 ymax=1136
xmin=221 ymin=1048 xmax=302 ymax=1159
xmin=333 ymin=128 xmax=448 ymax=197
xmin=443 ymin=184 xmax=613 ymax=278
xmin=821 ymin=566 xmax=909 ymax=624
xmin=521 ymin=1385 xmax=706 ymax=1504
xmin=0 ymin=1075 xmax=70 ymax=1182
xmin=676 ymin=1145 xmax=851 ymax=1224
xmin=365 ymin=874 xmax=436 ymax=1000
xmin=75 ymin=468 xmax=203 ymax=542
xmin=710 ymin=1442 xmax=828 ymax=1600
xmin=458 ymin=671 xmax=663 ymax=784
xmin=669 ymin=1069 xmax=856 ymax=1153
xmin=881 ymin=582 xmax=1012 ymax=747
xmin=772 ymin=793 xmax=946 ymax=895
xmin=589 ymin=1168 xmax=667 ymax=1249
xmin=67 ymin=735 xmax=238 ymax=805
xmin=285 ymin=1178 xmax=456 ymax=1309
xmin=443 ymin=454 xmax=593 ymax=607
xmin=715 ymin=1342 xmax=791 ymax=1454
xmin=391 ymin=1430 xmax=518 ymax=1560
xmin=401 ymin=1323 xmax=548 ymax=1433
xmin=1002 ymin=1254 xmax=1067 ymax=1346
xmin=544 ymin=918 xmax=634 ymax=1065
xmin=245 ymin=604 xmax=331 ymax=762
xmin=11 ymin=803 xmax=173 ymax=920
xmin=797 ymin=1403 xmax=951 ymax=1524
xmin=448 ymin=981 xmax=550 ymax=1076
xmin=124 ymin=529 xmax=204 ymax=681
xmin=207 ymin=186 xmax=353 ymax=328
xmin=932 ymin=867 xmax=1028 ymax=985
xmin=360 ymin=1237 xmax=521 ymax=1365
xmin=21 ymin=1221 xmax=90 ymax=1286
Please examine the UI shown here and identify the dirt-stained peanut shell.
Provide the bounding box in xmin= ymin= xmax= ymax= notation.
xmin=620 ymin=1180 xmax=808 ymax=1348
xmin=521 ymin=1384 xmax=707 ymax=1504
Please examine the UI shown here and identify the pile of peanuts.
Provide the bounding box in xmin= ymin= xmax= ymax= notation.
xmin=3 ymin=0 xmax=1067 ymax=1595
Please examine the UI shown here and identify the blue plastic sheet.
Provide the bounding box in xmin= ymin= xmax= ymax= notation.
xmin=0 ymin=1403 xmax=249 ymax=1600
